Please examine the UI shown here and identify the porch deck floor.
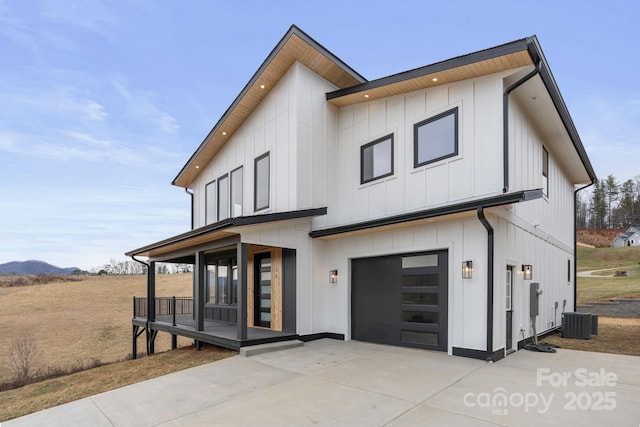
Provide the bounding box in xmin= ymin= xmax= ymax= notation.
xmin=133 ymin=315 xmax=297 ymax=350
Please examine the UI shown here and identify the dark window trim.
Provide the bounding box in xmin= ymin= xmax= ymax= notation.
xmin=230 ymin=165 xmax=243 ymax=218
xmin=413 ymin=107 xmax=458 ymax=168
xmin=542 ymin=146 xmax=549 ymax=198
xmin=205 ymin=254 xmax=238 ymax=306
xmin=360 ymin=133 xmax=394 ymax=184
xmin=205 ymin=179 xmax=216 ymax=225
xmin=217 ymin=173 xmax=229 ymax=221
xmin=254 ymin=151 xmax=270 ymax=212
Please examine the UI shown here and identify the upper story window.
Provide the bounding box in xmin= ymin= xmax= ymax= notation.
xmin=230 ymin=166 xmax=243 ymax=217
xmin=255 ymin=152 xmax=270 ymax=211
xmin=217 ymin=174 xmax=229 ymax=221
xmin=414 ymin=107 xmax=458 ymax=168
xmin=361 ymin=134 xmax=394 ymax=184
xmin=205 ymin=180 xmax=216 ymax=224
xmin=542 ymin=147 xmax=549 ymax=197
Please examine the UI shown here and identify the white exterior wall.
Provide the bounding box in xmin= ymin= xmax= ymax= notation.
xmin=492 ymin=209 xmax=574 ymax=351
xmin=316 ymin=73 xmax=518 ymax=230
xmin=191 ymin=63 xmax=336 ymax=228
xmin=509 ymin=98 xmax=576 ymax=247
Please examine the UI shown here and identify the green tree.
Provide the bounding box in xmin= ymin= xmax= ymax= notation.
xmin=603 ymin=175 xmax=619 ymax=228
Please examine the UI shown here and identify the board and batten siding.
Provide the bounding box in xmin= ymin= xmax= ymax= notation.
xmin=508 ymin=98 xmax=576 ymax=247
xmin=191 ymin=62 xmax=337 ymax=229
xmin=320 ymin=72 xmax=517 ymax=230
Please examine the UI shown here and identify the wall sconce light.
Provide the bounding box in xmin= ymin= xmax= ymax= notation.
xmin=329 ymin=270 xmax=339 ymax=283
xmin=462 ymin=261 xmax=473 ymax=279
xmin=522 ymin=264 xmax=533 ymax=280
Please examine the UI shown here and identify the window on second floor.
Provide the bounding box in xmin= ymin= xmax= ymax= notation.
xmin=205 ymin=180 xmax=216 ymax=225
xmin=542 ymin=147 xmax=549 ymax=197
xmin=414 ymin=107 xmax=458 ymax=168
xmin=255 ymin=152 xmax=270 ymax=211
xmin=230 ymin=166 xmax=243 ymax=217
xmin=217 ymin=174 xmax=229 ymax=221
xmin=361 ymin=134 xmax=394 ymax=184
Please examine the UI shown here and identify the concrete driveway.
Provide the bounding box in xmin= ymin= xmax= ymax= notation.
xmin=5 ymin=339 xmax=639 ymax=426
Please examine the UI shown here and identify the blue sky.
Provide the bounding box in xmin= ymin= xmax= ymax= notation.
xmin=0 ymin=0 xmax=638 ymax=270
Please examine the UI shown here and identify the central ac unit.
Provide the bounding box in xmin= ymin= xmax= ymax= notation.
xmin=561 ymin=312 xmax=592 ymax=339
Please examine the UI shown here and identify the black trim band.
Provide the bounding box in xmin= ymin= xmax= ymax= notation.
xmin=309 ymin=190 xmax=542 ymax=239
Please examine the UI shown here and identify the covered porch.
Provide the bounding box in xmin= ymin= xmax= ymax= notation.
xmin=126 ymin=209 xmax=325 ymax=358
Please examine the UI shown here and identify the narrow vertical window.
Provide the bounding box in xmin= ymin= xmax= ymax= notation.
xmin=230 ymin=166 xmax=243 ymax=218
xmin=205 ymin=180 xmax=216 ymax=224
xmin=255 ymin=152 xmax=270 ymax=211
xmin=217 ymin=260 xmax=229 ymax=304
xmin=217 ymin=174 xmax=229 ymax=221
xmin=567 ymin=259 xmax=571 ymax=283
xmin=361 ymin=134 xmax=394 ymax=184
xmin=414 ymin=108 xmax=458 ymax=167
xmin=542 ymin=147 xmax=549 ymax=197
xmin=206 ymin=265 xmax=216 ymax=303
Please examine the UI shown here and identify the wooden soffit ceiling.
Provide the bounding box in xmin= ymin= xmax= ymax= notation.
xmin=327 ymin=50 xmax=533 ymax=107
xmin=173 ymin=29 xmax=365 ymax=189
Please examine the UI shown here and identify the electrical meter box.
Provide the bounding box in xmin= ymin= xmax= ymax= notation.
xmin=530 ymin=282 xmax=542 ymax=316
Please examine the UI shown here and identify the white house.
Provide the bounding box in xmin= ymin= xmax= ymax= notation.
xmin=127 ymin=25 xmax=596 ymax=362
xmin=612 ymin=227 xmax=640 ymax=247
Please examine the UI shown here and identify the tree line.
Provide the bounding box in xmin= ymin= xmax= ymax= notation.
xmin=577 ymin=174 xmax=640 ymax=229
xmin=93 ymin=258 xmax=193 ymax=276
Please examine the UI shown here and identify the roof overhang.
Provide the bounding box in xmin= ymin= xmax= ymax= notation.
xmin=127 ymin=207 xmax=327 ymax=259
xmin=172 ymin=25 xmax=367 ymax=189
xmin=326 ymin=36 xmax=596 ymax=185
xmin=309 ymin=190 xmax=543 ymax=240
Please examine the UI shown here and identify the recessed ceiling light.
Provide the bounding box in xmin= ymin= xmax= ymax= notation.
xmin=195 ymin=165 xmax=200 ymax=169
xmin=432 ymin=77 xmax=438 ymax=82
xmin=222 ymin=131 xmax=227 ymax=135
xmin=260 ymin=84 xmax=265 ymax=89
xmin=364 ymin=94 xmax=369 ymax=98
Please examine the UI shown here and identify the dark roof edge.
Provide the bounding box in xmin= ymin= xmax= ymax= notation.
xmin=309 ymin=191 xmax=542 ymax=238
xmin=126 ymin=207 xmax=328 ymax=257
xmin=326 ymin=37 xmax=531 ymax=100
xmin=172 ymin=25 xmax=366 ymax=187
xmin=525 ymin=36 xmax=597 ymax=183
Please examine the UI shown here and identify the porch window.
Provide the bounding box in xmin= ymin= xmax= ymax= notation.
xmin=414 ymin=107 xmax=458 ymax=168
xmin=205 ymin=180 xmax=216 ymax=225
xmin=206 ymin=265 xmax=216 ymax=303
xmin=218 ymin=174 xmax=229 ymax=221
xmin=230 ymin=166 xmax=243 ymax=217
xmin=206 ymin=257 xmax=238 ymax=305
xmin=361 ymin=134 xmax=394 ymax=184
xmin=254 ymin=152 xmax=270 ymax=211
xmin=542 ymin=147 xmax=549 ymax=197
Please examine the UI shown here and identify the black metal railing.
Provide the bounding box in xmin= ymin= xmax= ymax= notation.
xmin=133 ymin=296 xmax=194 ymax=326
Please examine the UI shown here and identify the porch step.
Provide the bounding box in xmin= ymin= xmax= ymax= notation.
xmin=240 ymin=340 xmax=304 ymax=357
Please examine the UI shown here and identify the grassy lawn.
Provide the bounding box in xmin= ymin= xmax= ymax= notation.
xmin=577 ymin=276 xmax=640 ymax=303
xmin=577 ymin=245 xmax=640 ymax=271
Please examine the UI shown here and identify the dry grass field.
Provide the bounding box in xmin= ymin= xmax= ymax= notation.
xmin=0 ymin=274 xmax=195 ymax=384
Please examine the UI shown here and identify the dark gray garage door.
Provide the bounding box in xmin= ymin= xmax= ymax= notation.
xmin=351 ymin=250 xmax=448 ymax=351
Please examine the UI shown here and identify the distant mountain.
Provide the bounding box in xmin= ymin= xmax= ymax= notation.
xmin=0 ymin=260 xmax=80 ymax=275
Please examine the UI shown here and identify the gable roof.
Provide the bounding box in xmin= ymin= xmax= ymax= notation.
xmin=172 ymin=25 xmax=366 ymax=189
xmin=173 ymin=27 xmax=596 ymax=189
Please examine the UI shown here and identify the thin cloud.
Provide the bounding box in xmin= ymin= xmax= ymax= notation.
xmin=112 ymin=80 xmax=180 ymax=134
xmin=38 ymin=0 xmax=121 ymax=40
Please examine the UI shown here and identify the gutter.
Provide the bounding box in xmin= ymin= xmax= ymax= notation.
xmin=573 ymin=182 xmax=595 ymax=311
xmin=503 ymin=62 xmax=541 ymax=193
xmin=477 ymin=207 xmax=495 ymax=361
xmin=185 ymin=188 xmax=194 ymax=230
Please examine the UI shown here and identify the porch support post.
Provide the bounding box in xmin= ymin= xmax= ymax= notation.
xmin=147 ymin=261 xmax=156 ymax=355
xmin=236 ymin=243 xmax=248 ymax=341
xmin=194 ymin=251 xmax=206 ymax=332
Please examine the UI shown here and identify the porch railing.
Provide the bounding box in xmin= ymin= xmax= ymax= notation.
xmin=133 ymin=296 xmax=194 ymax=327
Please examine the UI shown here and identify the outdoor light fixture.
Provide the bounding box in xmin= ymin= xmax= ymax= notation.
xmin=522 ymin=264 xmax=533 ymax=280
xmin=329 ymin=270 xmax=339 ymax=283
xmin=462 ymin=260 xmax=473 ymax=279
